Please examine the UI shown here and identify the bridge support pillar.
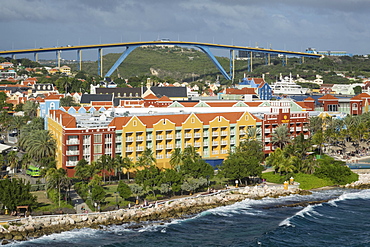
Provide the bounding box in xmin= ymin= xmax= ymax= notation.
xmin=229 ymin=50 xmax=235 ymax=83
xmin=197 ymin=46 xmax=231 ymax=80
xmin=98 ymin=48 xmax=103 ymax=77
xmin=56 ymin=50 xmax=61 ymax=67
xmin=105 ymin=45 xmax=140 ymax=78
xmin=34 ymin=53 xmax=38 ymax=63
xmin=77 ymin=50 xmax=82 ymax=71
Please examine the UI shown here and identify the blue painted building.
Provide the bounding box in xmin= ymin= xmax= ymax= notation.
xmin=238 ymin=77 xmax=273 ymax=100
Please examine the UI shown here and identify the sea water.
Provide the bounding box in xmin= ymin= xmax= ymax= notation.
xmin=9 ymin=188 xmax=370 ymax=247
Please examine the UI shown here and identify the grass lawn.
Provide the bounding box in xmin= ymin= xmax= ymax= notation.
xmin=31 ymin=191 xmax=53 ymax=206
xmin=261 ymin=172 xmax=334 ymax=190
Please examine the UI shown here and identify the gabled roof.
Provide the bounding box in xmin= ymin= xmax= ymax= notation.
xmin=225 ymin=88 xmax=256 ymax=95
xmin=144 ymin=86 xmax=187 ymax=98
xmin=303 ymin=97 xmax=315 ymax=102
xmin=318 ymin=94 xmax=339 ymax=101
xmin=244 ymin=102 xmax=263 ymax=107
xmin=143 ymin=93 xmax=159 ymax=100
xmin=351 ymin=92 xmax=370 ymax=101
xmin=44 ymin=94 xmax=64 ymax=100
xmin=157 ymin=95 xmax=173 ymax=102
xmin=49 ymin=110 xmax=76 ymax=128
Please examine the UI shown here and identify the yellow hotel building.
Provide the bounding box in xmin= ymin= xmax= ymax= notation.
xmin=48 ymin=110 xmax=261 ymax=176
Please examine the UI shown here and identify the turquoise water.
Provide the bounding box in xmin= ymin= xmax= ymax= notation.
xmin=10 ymin=188 xmax=370 ymax=247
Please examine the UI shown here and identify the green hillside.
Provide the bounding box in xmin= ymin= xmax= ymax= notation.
xmin=72 ymin=46 xmax=370 ymax=85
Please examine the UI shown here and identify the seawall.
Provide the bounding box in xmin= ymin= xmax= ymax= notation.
xmin=0 ymin=184 xmax=302 ymax=243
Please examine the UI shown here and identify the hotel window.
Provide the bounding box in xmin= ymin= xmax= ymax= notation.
xmin=94 ymin=144 xmax=102 ymax=153
xmin=94 ymin=134 xmax=102 ymax=143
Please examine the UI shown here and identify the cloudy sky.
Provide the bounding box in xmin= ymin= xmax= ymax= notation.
xmin=1 ymin=0 xmax=369 ymax=60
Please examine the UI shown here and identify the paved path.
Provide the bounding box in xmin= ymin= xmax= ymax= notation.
xmin=69 ymin=186 xmax=93 ymax=214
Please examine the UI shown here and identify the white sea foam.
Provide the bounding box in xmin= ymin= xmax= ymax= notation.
xmin=10 ymin=228 xmax=101 ymax=246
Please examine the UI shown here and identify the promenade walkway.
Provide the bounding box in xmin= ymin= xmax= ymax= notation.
xmin=70 ymin=186 xmax=93 ymax=214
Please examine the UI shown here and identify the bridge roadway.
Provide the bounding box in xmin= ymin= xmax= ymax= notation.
xmin=0 ymin=41 xmax=322 ymax=80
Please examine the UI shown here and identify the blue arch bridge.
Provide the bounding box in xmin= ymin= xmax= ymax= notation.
xmin=0 ymin=41 xmax=322 ymax=81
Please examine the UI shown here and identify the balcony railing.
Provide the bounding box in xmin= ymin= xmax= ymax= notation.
xmin=230 ymin=131 xmax=235 ymax=135
xmin=212 ymin=132 xmax=218 ymax=137
xmin=185 ymin=133 xmax=192 ymax=138
xmin=194 ymin=133 xmax=201 ymax=138
xmin=212 ymin=141 xmax=218 ymax=146
xmin=264 ymin=129 xmax=271 ymax=134
xmin=147 ymin=135 xmax=152 ymax=141
xmin=212 ymin=150 xmax=219 ymax=155
xmin=203 ymin=132 xmax=209 ymax=137
xmin=126 ymin=137 xmax=134 ymax=142
xmin=221 ymin=131 xmax=228 ymax=136
xmin=221 ymin=150 xmax=228 ymax=154
xmin=126 ymin=147 xmax=134 ymax=152
xmin=166 ymin=134 xmax=173 ymax=139
xmin=115 ymin=137 xmax=121 ymax=143
xmin=156 ymin=135 xmax=163 ymax=140
xmin=221 ymin=141 xmax=228 ymax=145
xmin=166 ymin=144 xmax=173 ymax=149
xmin=66 ymin=150 xmax=79 ymax=155
xmin=156 ymin=145 xmax=164 ymax=150
xmin=296 ymin=127 xmax=302 ymax=131
xmin=136 ymin=146 xmax=144 ymax=151
xmin=230 ymin=140 xmax=235 ymax=145
xmin=136 ymin=136 xmax=144 ymax=141
xmin=66 ymin=139 xmax=79 ymax=145
xmin=156 ymin=155 xmax=163 ymax=159
xmin=176 ymin=134 xmax=181 ymax=139
xmin=203 ymin=141 xmax=208 ymax=146
xmin=66 ymin=161 xmax=78 ymax=167
xmin=194 ymin=142 xmax=201 ymax=147
xmin=175 ymin=143 xmax=182 ymax=148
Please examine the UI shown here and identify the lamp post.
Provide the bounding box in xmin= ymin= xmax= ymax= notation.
xmin=114 ymin=192 xmax=119 ymax=209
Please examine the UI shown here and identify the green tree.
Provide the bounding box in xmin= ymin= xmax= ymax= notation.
xmin=23 ymin=130 xmax=56 ymax=163
xmin=45 ymin=168 xmax=69 ymax=208
xmin=6 ymin=151 xmax=19 ymax=174
xmin=0 ymin=179 xmax=37 ymax=211
xmin=271 ymin=125 xmax=290 ymax=149
xmin=137 ymin=148 xmax=156 ymax=168
xmin=60 ymin=96 xmax=79 ymax=107
xmin=22 ymin=101 xmax=39 ymax=119
xmin=91 ymin=185 xmax=106 ymax=207
xmin=170 ymin=148 xmax=183 ymax=171
xmin=117 ymin=181 xmax=132 ymax=200
xmin=219 ymin=140 xmax=264 ymax=184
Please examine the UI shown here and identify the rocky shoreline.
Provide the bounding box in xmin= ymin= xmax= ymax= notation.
xmin=0 ymin=184 xmax=302 ymax=244
xmin=2 ymin=172 xmax=370 ymax=245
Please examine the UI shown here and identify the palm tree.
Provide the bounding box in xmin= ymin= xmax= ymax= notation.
xmin=137 ymin=148 xmax=156 ymax=168
xmin=22 ymin=101 xmax=39 ymax=119
xmin=20 ymin=153 xmax=33 ymax=171
xmin=6 ymin=151 xmax=19 ymax=174
xmin=45 ymin=168 xmax=69 ymax=208
xmin=24 ymin=130 xmax=56 ymax=163
xmin=245 ymin=127 xmax=260 ymax=141
xmin=96 ymin=155 xmax=113 ymax=183
xmin=183 ymin=145 xmax=200 ymax=163
xmin=170 ymin=148 xmax=183 ymax=171
xmin=271 ymin=125 xmax=290 ymax=149
xmin=117 ymin=156 xmax=135 ymax=180
xmin=9 ymin=116 xmax=26 ymax=136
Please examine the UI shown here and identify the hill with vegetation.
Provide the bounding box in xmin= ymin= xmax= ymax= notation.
xmin=70 ymin=46 xmax=370 ymax=86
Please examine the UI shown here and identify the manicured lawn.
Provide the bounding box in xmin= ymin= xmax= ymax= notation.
xmin=31 ymin=191 xmax=53 ymax=206
xmin=261 ymin=172 xmax=334 ymax=190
